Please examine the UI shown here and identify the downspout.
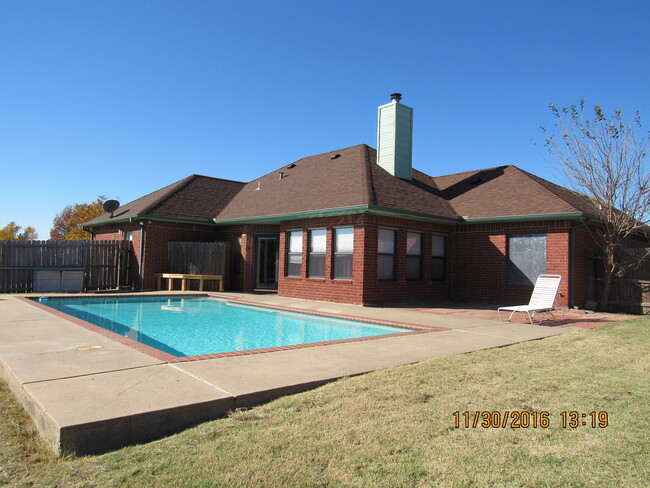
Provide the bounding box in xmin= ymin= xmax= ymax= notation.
xmin=82 ymin=226 xmax=94 ymax=241
xmin=132 ymin=219 xmax=147 ymax=291
xmin=569 ymin=218 xmax=589 ymax=308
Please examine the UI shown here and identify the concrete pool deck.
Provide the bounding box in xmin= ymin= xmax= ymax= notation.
xmin=0 ymin=292 xmax=605 ymax=455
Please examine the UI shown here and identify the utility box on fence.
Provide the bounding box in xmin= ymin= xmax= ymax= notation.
xmin=1 ymin=240 xmax=131 ymax=293
xmin=34 ymin=270 xmax=85 ymax=292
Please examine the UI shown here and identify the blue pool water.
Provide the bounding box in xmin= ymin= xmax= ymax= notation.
xmin=38 ymin=296 xmax=407 ymax=357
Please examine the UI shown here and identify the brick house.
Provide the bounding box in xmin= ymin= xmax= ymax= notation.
xmin=84 ymin=95 xmax=612 ymax=308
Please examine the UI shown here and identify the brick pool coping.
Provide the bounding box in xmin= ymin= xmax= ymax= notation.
xmin=4 ymin=293 xmax=575 ymax=455
xmin=19 ymin=294 xmax=448 ymax=364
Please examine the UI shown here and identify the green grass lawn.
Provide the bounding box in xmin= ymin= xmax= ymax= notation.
xmin=1 ymin=317 xmax=649 ymax=488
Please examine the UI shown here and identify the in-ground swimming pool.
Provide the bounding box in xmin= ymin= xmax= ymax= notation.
xmin=37 ymin=296 xmax=410 ymax=357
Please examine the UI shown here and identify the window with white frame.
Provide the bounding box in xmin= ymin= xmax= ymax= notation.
xmin=287 ymin=230 xmax=303 ymax=277
xmin=308 ymin=229 xmax=326 ymax=278
xmin=377 ymin=229 xmax=395 ymax=280
xmin=431 ymin=235 xmax=445 ymax=281
xmin=333 ymin=227 xmax=354 ymax=280
xmin=406 ymin=232 xmax=422 ymax=280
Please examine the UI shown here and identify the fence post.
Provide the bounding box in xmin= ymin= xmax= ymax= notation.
xmin=1 ymin=241 xmax=7 ymax=293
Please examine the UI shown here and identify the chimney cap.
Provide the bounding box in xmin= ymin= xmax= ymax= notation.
xmin=390 ymin=93 xmax=402 ymax=103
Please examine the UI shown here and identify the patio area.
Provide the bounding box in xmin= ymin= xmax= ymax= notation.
xmin=0 ymin=291 xmax=632 ymax=456
xmin=401 ymin=303 xmax=631 ymax=329
xmin=210 ymin=291 xmax=632 ymax=330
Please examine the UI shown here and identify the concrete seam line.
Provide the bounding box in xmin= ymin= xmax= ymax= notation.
xmin=19 ymin=362 xmax=168 ymax=385
xmin=168 ymin=363 xmax=236 ymax=398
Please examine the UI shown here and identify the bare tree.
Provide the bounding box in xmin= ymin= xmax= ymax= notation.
xmin=543 ymin=101 xmax=650 ymax=310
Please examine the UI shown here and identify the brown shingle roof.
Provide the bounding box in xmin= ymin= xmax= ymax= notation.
xmin=215 ymin=145 xmax=592 ymax=223
xmin=84 ymin=175 xmax=245 ymax=226
xmin=215 ymin=145 xmax=372 ymax=221
xmin=85 ymin=145 xmax=597 ymax=228
xmin=369 ymin=158 xmax=457 ymax=219
xmin=432 ymin=165 xmax=596 ymax=219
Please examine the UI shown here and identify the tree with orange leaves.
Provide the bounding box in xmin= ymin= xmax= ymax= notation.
xmin=50 ymin=196 xmax=106 ymax=240
xmin=0 ymin=221 xmax=38 ymax=240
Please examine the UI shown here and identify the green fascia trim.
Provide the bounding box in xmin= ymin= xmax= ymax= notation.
xmin=213 ymin=205 xmax=462 ymax=226
xmin=83 ymin=214 xmax=217 ymax=229
xmin=367 ymin=205 xmax=460 ymax=224
xmin=460 ymin=212 xmax=586 ymax=224
xmin=213 ymin=205 xmax=371 ymax=225
xmin=86 ymin=209 xmax=587 ymax=230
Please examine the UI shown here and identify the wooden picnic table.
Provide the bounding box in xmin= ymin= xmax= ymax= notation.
xmin=155 ymin=273 xmax=224 ymax=292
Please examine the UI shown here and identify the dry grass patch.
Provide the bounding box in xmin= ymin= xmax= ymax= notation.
xmin=1 ymin=317 xmax=648 ymax=487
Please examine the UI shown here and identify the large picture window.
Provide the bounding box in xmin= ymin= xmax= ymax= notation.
xmin=406 ymin=232 xmax=422 ymax=280
xmin=333 ymin=227 xmax=354 ymax=280
xmin=508 ymin=234 xmax=546 ymax=285
xmin=308 ymin=229 xmax=326 ymax=278
xmin=431 ymin=235 xmax=445 ymax=281
xmin=378 ymin=229 xmax=395 ymax=280
xmin=287 ymin=230 xmax=303 ymax=277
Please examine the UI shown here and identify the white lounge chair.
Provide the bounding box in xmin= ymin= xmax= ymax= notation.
xmin=498 ymin=274 xmax=563 ymax=325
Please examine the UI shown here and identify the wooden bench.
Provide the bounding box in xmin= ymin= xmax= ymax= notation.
xmin=155 ymin=273 xmax=224 ymax=292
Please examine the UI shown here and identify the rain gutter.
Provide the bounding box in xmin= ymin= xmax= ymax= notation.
xmin=459 ymin=212 xmax=586 ymax=224
xmin=212 ymin=205 xmax=459 ymax=226
xmin=212 ymin=205 xmax=372 ymax=225
xmin=83 ymin=215 xmax=217 ymax=228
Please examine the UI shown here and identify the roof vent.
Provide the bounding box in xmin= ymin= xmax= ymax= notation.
xmin=390 ymin=93 xmax=402 ymax=103
xmin=256 ymin=181 xmax=261 ymax=191
xmin=279 ymin=171 xmax=285 ymax=180
xmin=330 ymin=153 xmax=341 ymax=160
xmin=470 ymin=177 xmax=483 ymax=185
xmin=286 ymin=163 xmax=296 ymax=169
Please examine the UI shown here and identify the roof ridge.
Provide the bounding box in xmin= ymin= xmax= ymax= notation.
xmin=245 ymin=144 xmax=372 ymax=183
xmin=433 ymin=164 xmax=512 ymax=180
xmin=510 ymin=166 xmax=582 ymax=212
xmin=189 ymin=174 xmax=246 ymax=185
xmin=144 ymin=173 xmax=245 ymax=215
xmin=360 ymin=144 xmax=375 ymax=205
xmin=141 ymin=174 xmax=199 ymax=215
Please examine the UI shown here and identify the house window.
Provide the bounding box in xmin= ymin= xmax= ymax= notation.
xmin=406 ymin=232 xmax=422 ymax=280
xmin=124 ymin=231 xmax=133 ymax=241
xmin=334 ymin=227 xmax=354 ymax=280
xmin=508 ymin=234 xmax=546 ymax=285
xmin=308 ymin=229 xmax=326 ymax=278
xmin=377 ymin=229 xmax=395 ymax=280
xmin=432 ymin=235 xmax=445 ymax=281
xmin=287 ymin=230 xmax=303 ymax=277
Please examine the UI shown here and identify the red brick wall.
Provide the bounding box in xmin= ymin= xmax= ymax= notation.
xmin=92 ymin=223 xmax=141 ymax=288
xmin=451 ymin=221 xmax=572 ymax=306
xmin=358 ymin=215 xmax=452 ymax=305
xmin=278 ymin=215 xmax=368 ymax=304
xmin=276 ymin=214 xmax=452 ymax=305
xmin=94 ymin=221 xmax=228 ymax=290
xmin=91 ymin=216 xmax=592 ymax=308
xmin=569 ymin=226 xmax=650 ymax=308
xmin=225 ymin=224 xmax=280 ymax=292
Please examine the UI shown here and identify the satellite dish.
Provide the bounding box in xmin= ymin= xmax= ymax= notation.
xmin=102 ymin=199 xmax=120 ymax=218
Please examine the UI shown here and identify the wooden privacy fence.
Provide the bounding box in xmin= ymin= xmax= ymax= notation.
xmin=0 ymin=240 xmax=131 ymax=293
xmin=167 ymin=241 xmax=230 ymax=290
xmin=592 ymin=249 xmax=650 ymax=314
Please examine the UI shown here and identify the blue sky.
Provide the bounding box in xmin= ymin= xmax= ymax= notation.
xmin=1 ymin=0 xmax=649 ymax=238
